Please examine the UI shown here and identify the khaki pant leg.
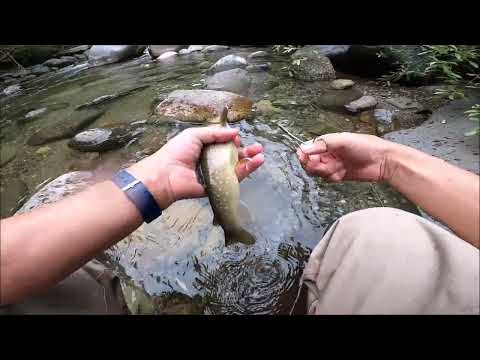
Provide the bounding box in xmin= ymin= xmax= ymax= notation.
xmin=302 ymin=207 xmax=479 ymax=314
xmin=0 ymin=259 xmax=129 ymax=315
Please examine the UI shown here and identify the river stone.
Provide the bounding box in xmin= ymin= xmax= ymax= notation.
xmin=3 ymin=84 xmax=21 ymax=96
xmin=254 ymin=100 xmax=280 ymax=115
xmin=35 ymin=146 xmax=51 ymax=156
xmin=291 ymin=50 xmax=335 ymax=81
xmin=157 ymin=51 xmax=177 ymax=60
xmin=345 ymin=95 xmax=377 ymax=113
xmin=313 ymin=87 xmax=363 ymax=111
xmin=374 ymin=109 xmax=395 ymax=124
xmin=43 ymin=57 xmax=76 ymax=68
xmin=148 ymin=45 xmax=187 ymax=59
xmin=207 ymin=55 xmax=247 ymax=75
xmin=330 ymin=79 xmax=355 ymax=90
xmin=88 ymin=45 xmax=146 ymax=66
xmin=155 ymin=89 xmax=253 ymax=123
xmin=76 ymin=85 xmax=149 ymax=110
xmin=386 ymin=96 xmax=423 ymax=110
xmin=206 ymin=68 xmax=251 ymax=96
xmin=57 ymin=45 xmax=90 ymax=56
xmin=246 ymin=63 xmax=271 ymax=72
xmin=25 ymin=107 xmax=47 ymax=120
xmin=202 ymin=45 xmax=230 ymax=53
xmin=69 ymin=125 xmax=145 ymax=152
xmin=247 ymin=51 xmax=269 ymax=59
xmin=1 ymin=143 xmax=17 ymax=167
xmin=1 ymin=179 xmax=28 ymax=218
xmin=30 ymin=65 xmax=51 ymax=75
xmin=16 ymin=172 xmax=93 ymax=215
xmin=27 ymin=109 xmax=104 ymax=146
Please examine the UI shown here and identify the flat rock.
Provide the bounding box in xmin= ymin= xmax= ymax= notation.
xmin=345 ymin=95 xmax=377 ymax=113
xmin=330 ymin=79 xmax=355 ymax=90
xmin=386 ymin=96 xmax=423 ymax=110
xmin=207 ymin=55 xmax=247 ymax=75
xmin=155 ymin=89 xmax=253 ymax=123
xmin=88 ymin=45 xmax=146 ymax=66
xmin=27 ymin=109 xmax=104 ymax=146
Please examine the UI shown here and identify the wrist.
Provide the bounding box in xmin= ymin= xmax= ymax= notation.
xmin=126 ymin=162 xmax=174 ymax=210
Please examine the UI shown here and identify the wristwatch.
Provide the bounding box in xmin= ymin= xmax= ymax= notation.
xmin=112 ymin=169 xmax=162 ymax=223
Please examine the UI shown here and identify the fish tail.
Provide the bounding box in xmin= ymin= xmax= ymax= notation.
xmin=224 ymin=227 xmax=256 ymax=246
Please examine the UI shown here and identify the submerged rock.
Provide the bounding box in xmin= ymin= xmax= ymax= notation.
xmin=207 ymin=55 xmax=247 ymax=74
xmin=24 ymin=107 xmax=47 ymax=120
xmin=3 ymin=84 xmax=21 ymax=96
xmin=27 ymin=109 xmax=104 ymax=146
xmin=30 ymin=65 xmax=51 ymax=75
xmin=345 ymin=95 xmax=377 ymax=113
xmin=155 ymin=89 xmax=253 ymax=123
xmin=313 ymin=87 xmax=363 ymax=111
xmin=291 ymin=49 xmax=335 ymax=81
xmin=88 ymin=45 xmax=146 ymax=66
xmin=254 ymin=100 xmax=280 ymax=115
xmin=386 ymin=96 xmax=423 ymax=110
xmin=76 ymin=85 xmax=149 ymax=110
xmin=69 ymin=124 xmax=145 ymax=152
xmin=1 ymin=143 xmax=17 ymax=167
xmin=43 ymin=57 xmax=76 ymax=68
xmin=206 ymin=68 xmax=251 ymax=96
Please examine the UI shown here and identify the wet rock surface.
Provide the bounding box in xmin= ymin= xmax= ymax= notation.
xmin=155 ymin=89 xmax=254 ymax=123
xmin=27 ymin=109 xmax=104 ymax=146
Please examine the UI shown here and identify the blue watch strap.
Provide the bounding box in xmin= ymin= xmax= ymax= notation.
xmin=112 ymin=169 xmax=162 ymax=223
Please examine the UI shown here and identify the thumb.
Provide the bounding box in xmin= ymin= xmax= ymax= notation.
xmin=300 ymin=138 xmax=328 ymax=155
xmin=193 ymin=126 xmax=239 ymax=145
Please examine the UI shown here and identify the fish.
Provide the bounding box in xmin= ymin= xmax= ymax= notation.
xmin=200 ymin=107 xmax=255 ymax=246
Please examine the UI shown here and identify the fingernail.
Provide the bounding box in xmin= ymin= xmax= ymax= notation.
xmin=300 ymin=143 xmax=314 ymax=153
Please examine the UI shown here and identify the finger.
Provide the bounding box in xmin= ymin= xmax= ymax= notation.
xmin=191 ymin=127 xmax=239 ymax=145
xmin=233 ymin=135 xmax=241 ymax=148
xmin=236 ymin=153 xmax=265 ymax=181
xmin=326 ymin=171 xmax=346 ymax=182
xmin=300 ymin=139 xmax=328 ymax=155
xmin=239 ymin=143 xmax=263 ymax=159
xmin=297 ymin=149 xmax=308 ymax=165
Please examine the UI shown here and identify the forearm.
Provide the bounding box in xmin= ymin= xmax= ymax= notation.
xmin=385 ymin=143 xmax=479 ymax=247
xmin=1 ymin=180 xmax=143 ymax=305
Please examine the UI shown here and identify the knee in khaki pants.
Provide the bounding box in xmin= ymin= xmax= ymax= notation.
xmin=302 ymin=207 xmax=479 ymax=315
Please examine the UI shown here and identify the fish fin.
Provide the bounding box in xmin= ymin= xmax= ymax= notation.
xmin=224 ymin=228 xmax=256 ymax=246
xmin=212 ymin=215 xmax=220 ymax=226
xmin=219 ymin=106 xmax=229 ymax=126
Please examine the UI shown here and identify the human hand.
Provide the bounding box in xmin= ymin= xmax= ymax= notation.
xmin=128 ymin=127 xmax=264 ymax=209
xmin=296 ymin=132 xmax=393 ymax=182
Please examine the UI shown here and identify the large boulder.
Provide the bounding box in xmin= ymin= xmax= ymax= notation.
xmin=155 ymin=89 xmax=253 ymax=123
xmin=27 ymin=109 xmax=104 ymax=146
xmin=290 ymin=48 xmax=335 ymax=81
xmin=205 ymin=68 xmax=251 ymax=96
xmin=88 ymin=45 xmax=147 ymax=66
xmin=148 ymin=45 xmax=188 ymax=59
xmin=207 ymin=55 xmax=247 ymax=74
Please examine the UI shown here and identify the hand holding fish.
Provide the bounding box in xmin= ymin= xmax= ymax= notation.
xmin=128 ymin=126 xmax=264 ymax=209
